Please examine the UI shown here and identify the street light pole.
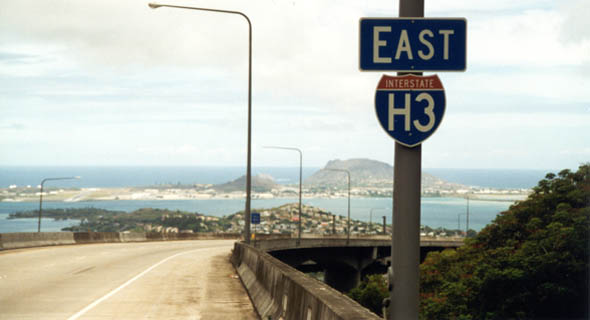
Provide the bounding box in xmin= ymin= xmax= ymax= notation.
xmin=466 ymin=194 xmax=470 ymax=235
xmin=326 ymin=168 xmax=351 ymax=245
xmin=369 ymin=207 xmax=387 ymax=234
xmin=263 ymin=146 xmax=303 ymax=245
xmin=148 ymin=3 xmax=253 ymax=244
xmin=38 ymin=176 xmax=80 ymax=232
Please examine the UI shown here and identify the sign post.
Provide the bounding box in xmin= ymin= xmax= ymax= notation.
xmin=391 ymin=4 xmax=424 ymax=319
xmin=251 ymin=212 xmax=260 ymax=247
xmin=359 ymin=1 xmax=466 ymax=319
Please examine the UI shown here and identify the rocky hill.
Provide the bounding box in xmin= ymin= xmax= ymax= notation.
xmin=213 ymin=173 xmax=278 ymax=193
xmin=304 ymin=158 xmax=455 ymax=189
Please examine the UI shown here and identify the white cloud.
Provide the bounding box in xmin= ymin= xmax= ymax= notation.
xmin=559 ymin=0 xmax=590 ymax=44
xmin=559 ymin=148 xmax=590 ymax=157
xmin=445 ymin=112 xmax=590 ymax=129
xmin=427 ymin=0 xmax=556 ymax=14
xmin=468 ymin=9 xmax=589 ymax=68
xmin=442 ymin=68 xmax=590 ymax=107
xmin=0 ymin=0 xmax=588 ymax=168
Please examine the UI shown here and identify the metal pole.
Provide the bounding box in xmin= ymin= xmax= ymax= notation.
xmin=245 ymin=11 xmax=252 ymax=245
xmin=299 ymin=151 xmax=302 ymax=243
xmin=326 ymin=168 xmax=351 ymax=244
xmin=390 ymin=1 xmax=424 ymax=319
xmin=38 ymin=181 xmax=44 ymax=233
xmin=332 ymin=215 xmax=336 ymax=235
xmin=263 ymin=146 xmax=303 ymax=245
xmin=347 ymin=172 xmax=350 ymax=244
xmin=466 ymin=195 xmax=470 ymax=235
xmin=370 ymin=208 xmax=386 ymax=234
xmin=391 ymin=144 xmax=422 ymax=319
xmin=383 ymin=215 xmax=387 ymax=235
xmin=148 ymin=3 xmax=253 ymax=244
xmin=38 ymin=176 xmax=80 ymax=232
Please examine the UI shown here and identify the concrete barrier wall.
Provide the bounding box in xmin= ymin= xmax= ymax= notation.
xmin=232 ymin=242 xmax=381 ymax=320
xmin=0 ymin=232 xmax=75 ymax=250
xmin=0 ymin=232 xmax=241 ymax=250
xmin=148 ymin=232 xmax=241 ymax=241
xmin=256 ymin=233 xmax=292 ymax=240
xmin=73 ymin=232 xmax=121 ymax=244
xmin=119 ymin=232 xmax=147 ymax=242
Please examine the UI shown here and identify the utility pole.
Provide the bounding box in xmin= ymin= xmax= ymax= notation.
xmin=466 ymin=195 xmax=470 ymax=235
xmin=332 ymin=215 xmax=336 ymax=235
xmin=390 ymin=0 xmax=424 ymax=319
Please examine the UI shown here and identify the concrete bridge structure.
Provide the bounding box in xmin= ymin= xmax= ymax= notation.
xmin=255 ymin=237 xmax=463 ymax=292
xmin=232 ymin=236 xmax=463 ymax=319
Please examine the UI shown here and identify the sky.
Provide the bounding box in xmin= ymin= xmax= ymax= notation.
xmin=0 ymin=0 xmax=588 ymax=170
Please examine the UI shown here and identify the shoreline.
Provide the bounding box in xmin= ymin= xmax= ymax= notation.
xmin=0 ymin=192 xmax=527 ymax=203
xmin=1 ymin=184 xmax=530 ymax=204
xmin=0 ymin=196 xmax=516 ymax=233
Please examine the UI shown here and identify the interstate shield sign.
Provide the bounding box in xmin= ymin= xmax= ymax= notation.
xmin=374 ymin=74 xmax=446 ymax=147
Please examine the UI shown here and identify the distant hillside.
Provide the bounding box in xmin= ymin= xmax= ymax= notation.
xmin=304 ymin=158 xmax=451 ymax=188
xmin=213 ymin=174 xmax=278 ymax=193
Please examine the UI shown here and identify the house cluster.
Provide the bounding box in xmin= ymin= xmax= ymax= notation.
xmin=224 ymin=203 xmax=387 ymax=235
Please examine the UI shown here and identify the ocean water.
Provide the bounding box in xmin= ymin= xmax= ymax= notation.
xmin=0 ymin=166 xmax=320 ymax=188
xmin=0 ymin=166 xmax=549 ymax=189
xmin=0 ymin=197 xmax=512 ymax=233
xmin=0 ymin=213 xmax=80 ymax=233
xmin=1 ymin=166 xmax=534 ymax=233
xmin=426 ymin=168 xmax=549 ymax=189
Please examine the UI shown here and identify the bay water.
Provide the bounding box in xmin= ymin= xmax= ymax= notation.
xmin=0 ymin=166 xmax=549 ymax=189
xmin=0 ymin=166 xmax=542 ymax=233
xmin=0 ymin=197 xmax=512 ymax=233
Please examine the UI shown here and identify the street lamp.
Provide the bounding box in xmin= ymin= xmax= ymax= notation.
xmin=326 ymin=168 xmax=351 ymax=245
xmin=466 ymin=194 xmax=470 ymax=235
xmin=263 ymin=146 xmax=303 ymax=245
xmin=458 ymin=213 xmax=465 ymax=236
xmin=148 ymin=2 xmax=254 ymax=244
xmin=38 ymin=176 xmax=80 ymax=232
xmin=369 ymin=207 xmax=387 ymax=234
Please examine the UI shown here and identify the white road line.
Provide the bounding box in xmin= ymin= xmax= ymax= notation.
xmin=67 ymin=247 xmax=208 ymax=320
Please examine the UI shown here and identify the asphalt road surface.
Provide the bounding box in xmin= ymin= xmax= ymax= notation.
xmin=0 ymin=240 xmax=258 ymax=319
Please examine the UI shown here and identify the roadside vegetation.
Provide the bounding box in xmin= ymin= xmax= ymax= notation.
xmin=349 ymin=164 xmax=589 ymax=319
xmin=348 ymin=274 xmax=389 ymax=317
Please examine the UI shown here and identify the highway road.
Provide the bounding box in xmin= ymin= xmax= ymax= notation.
xmin=0 ymin=240 xmax=258 ymax=319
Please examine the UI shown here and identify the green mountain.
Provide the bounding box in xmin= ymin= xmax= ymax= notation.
xmin=304 ymin=158 xmax=450 ymax=188
xmin=213 ymin=173 xmax=278 ymax=193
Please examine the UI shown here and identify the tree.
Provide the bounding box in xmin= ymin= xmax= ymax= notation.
xmin=348 ymin=274 xmax=389 ymax=316
xmin=420 ymin=164 xmax=590 ymax=319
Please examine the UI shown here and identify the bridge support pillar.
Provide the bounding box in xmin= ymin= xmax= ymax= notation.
xmin=324 ymin=265 xmax=361 ymax=293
